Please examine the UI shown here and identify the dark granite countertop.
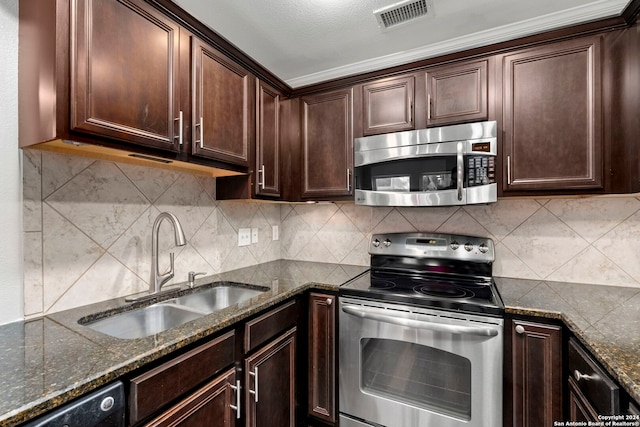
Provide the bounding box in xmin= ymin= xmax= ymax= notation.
xmin=0 ymin=263 xmax=638 ymax=426
xmin=496 ymin=277 xmax=640 ymax=407
xmin=0 ymin=260 xmax=367 ymax=427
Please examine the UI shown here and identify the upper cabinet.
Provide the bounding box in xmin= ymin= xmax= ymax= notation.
xmin=255 ymin=80 xmax=282 ymax=197
xmin=300 ymin=89 xmax=354 ymax=199
xmin=72 ymin=0 xmax=182 ymax=152
xmin=425 ymin=59 xmax=489 ymax=126
xmin=361 ymin=75 xmax=415 ymax=136
xmin=191 ymin=37 xmax=254 ymax=166
xmin=501 ymin=36 xmax=603 ymax=192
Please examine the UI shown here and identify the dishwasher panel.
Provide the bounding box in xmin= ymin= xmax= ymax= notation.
xmin=23 ymin=381 xmax=125 ymax=427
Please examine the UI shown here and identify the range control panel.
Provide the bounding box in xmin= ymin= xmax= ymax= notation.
xmin=369 ymin=232 xmax=495 ymax=262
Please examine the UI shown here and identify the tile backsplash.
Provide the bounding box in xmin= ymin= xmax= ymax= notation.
xmin=23 ymin=152 xmax=640 ymax=317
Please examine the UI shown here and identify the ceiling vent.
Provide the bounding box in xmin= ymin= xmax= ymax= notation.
xmin=374 ymin=0 xmax=434 ymax=30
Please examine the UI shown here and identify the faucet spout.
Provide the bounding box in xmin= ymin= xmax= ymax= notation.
xmin=151 ymin=212 xmax=186 ymax=294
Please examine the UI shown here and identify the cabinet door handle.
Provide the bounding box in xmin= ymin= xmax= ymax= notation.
xmin=249 ymin=367 xmax=259 ymax=403
xmin=515 ymin=325 xmax=525 ymax=334
xmin=174 ymin=110 xmax=183 ymax=145
xmin=456 ymin=142 xmax=463 ymax=201
xmin=507 ymin=155 xmax=512 ymax=185
xmin=427 ymin=94 xmax=432 ymax=121
xmin=258 ymin=165 xmax=266 ymax=189
xmin=229 ymin=379 xmax=241 ymax=419
xmin=574 ymin=369 xmax=600 ymax=382
xmin=326 ymin=298 xmax=333 ymax=306
xmin=195 ymin=117 xmax=204 ymax=148
xmin=347 ymin=169 xmax=352 ymax=191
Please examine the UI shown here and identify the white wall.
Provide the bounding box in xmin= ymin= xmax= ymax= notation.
xmin=0 ymin=0 xmax=23 ymax=324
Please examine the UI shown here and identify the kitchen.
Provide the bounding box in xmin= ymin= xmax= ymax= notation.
xmin=1 ymin=0 xmax=640 ymax=426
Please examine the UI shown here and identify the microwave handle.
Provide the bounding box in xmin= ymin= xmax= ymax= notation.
xmin=456 ymin=142 xmax=464 ymax=201
xmin=342 ymin=304 xmax=499 ymax=337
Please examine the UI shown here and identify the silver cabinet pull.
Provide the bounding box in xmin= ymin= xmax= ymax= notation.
xmin=195 ymin=116 xmax=204 ymax=148
xmin=326 ymin=298 xmax=333 ymax=306
xmin=507 ymin=155 xmax=512 ymax=185
xmin=258 ymin=165 xmax=266 ymax=189
xmin=249 ymin=367 xmax=259 ymax=403
xmin=515 ymin=325 xmax=525 ymax=334
xmin=229 ymin=380 xmax=241 ymax=419
xmin=347 ymin=169 xmax=352 ymax=191
xmin=456 ymin=142 xmax=464 ymax=201
xmin=174 ymin=110 xmax=183 ymax=145
xmin=427 ymin=94 xmax=432 ymax=121
xmin=574 ymin=369 xmax=600 ymax=382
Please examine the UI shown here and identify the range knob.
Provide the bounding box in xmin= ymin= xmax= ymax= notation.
xmin=372 ymin=239 xmax=380 ymax=248
xmin=450 ymin=240 xmax=460 ymax=250
xmin=383 ymin=239 xmax=392 ymax=247
xmin=479 ymin=243 xmax=489 ymax=253
xmin=464 ymin=242 xmax=474 ymax=252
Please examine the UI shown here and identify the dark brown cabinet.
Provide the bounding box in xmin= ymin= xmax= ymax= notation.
xmin=129 ymin=330 xmax=237 ymax=425
xmin=301 ymin=88 xmax=354 ymax=199
xmin=361 ymin=75 xmax=415 ymax=135
xmin=568 ymin=377 xmax=600 ymax=422
xmin=192 ymin=37 xmax=254 ymax=166
xmin=255 ymin=80 xmax=281 ymax=197
xmin=506 ymin=319 xmax=562 ymax=427
xmin=308 ymin=293 xmax=337 ymax=424
xmin=245 ymin=328 xmax=296 ymax=427
xmin=72 ymin=0 xmax=182 ymax=152
xmin=425 ymin=59 xmax=488 ymax=126
xmin=501 ymin=36 xmax=603 ymax=192
xmin=145 ymin=369 xmax=238 ymax=427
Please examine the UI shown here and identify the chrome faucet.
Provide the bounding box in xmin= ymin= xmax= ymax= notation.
xmin=150 ymin=212 xmax=186 ymax=294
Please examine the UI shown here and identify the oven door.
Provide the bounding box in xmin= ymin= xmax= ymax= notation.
xmin=339 ymin=297 xmax=503 ymax=427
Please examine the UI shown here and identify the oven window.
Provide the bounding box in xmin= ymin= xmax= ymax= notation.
xmin=360 ymin=338 xmax=471 ymax=420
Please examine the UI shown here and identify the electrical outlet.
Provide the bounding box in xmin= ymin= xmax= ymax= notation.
xmin=272 ymin=225 xmax=279 ymax=241
xmin=251 ymin=227 xmax=259 ymax=243
xmin=238 ymin=228 xmax=251 ymax=247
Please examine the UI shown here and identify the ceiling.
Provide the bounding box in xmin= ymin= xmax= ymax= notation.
xmin=172 ymin=0 xmax=631 ymax=88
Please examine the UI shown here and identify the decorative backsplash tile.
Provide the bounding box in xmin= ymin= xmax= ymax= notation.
xmin=22 ymin=151 xmax=640 ymax=317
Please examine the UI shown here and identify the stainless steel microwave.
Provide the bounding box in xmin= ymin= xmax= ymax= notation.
xmin=354 ymin=121 xmax=497 ymax=206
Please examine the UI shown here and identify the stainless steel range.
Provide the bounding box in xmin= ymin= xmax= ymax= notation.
xmin=339 ymin=232 xmax=504 ymax=427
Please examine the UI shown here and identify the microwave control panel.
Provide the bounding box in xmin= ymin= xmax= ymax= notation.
xmin=466 ymin=155 xmax=495 ymax=187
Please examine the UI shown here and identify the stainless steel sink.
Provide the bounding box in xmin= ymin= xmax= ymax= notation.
xmin=84 ymin=302 xmax=205 ymax=340
xmin=171 ymin=285 xmax=266 ymax=313
xmin=82 ymin=284 xmax=268 ymax=339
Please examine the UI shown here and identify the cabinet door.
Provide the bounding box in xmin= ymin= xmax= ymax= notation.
xmin=245 ymin=328 xmax=296 ymax=427
xmin=308 ymin=293 xmax=336 ymax=424
xmin=426 ymin=59 xmax=488 ymax=126
xmin=568 ymin=377 xmax=600 ymax=422
xmin=362 ymin=75 xmax=414 ymax=135
xmin=192 ymin=37 xmax=253 ymax=166
xmin=256 ymin=80 xmax=281 ymax=197
xmin=301 ymin=89 xmax=353 ymax=199
xmin=71 ymin=0 xmax=181 ymax=152
xmin=145 ymin=368 xmax=238 ymax=427
xmin=509 ymin=320 xmax=562 ymax=427
xmin=502 ymin=36 xmax=603 ymax=191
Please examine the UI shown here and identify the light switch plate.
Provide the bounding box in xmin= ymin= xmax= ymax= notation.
xmin=251 ymin=227 xmax=259 ymax=243
xmin=272 ymin=225 xmax=279 ymax=241
xmin=238 ymin=228 xmax=251 ymax=247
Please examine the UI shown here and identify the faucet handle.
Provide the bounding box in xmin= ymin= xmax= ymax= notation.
xmin=188 ymin=271 xmax=207 ymax=288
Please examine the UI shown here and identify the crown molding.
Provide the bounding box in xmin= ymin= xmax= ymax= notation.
xmin=285 ymin=0 xmax=628 ymax=88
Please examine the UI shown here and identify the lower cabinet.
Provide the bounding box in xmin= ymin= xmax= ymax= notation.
xmin=244 ymin=328 xmax=296 ymax=427
xmin=307 ymin=293 xmax=337 ymax=425
xmin=144 ymin=368 xmax=239 ymax=427
xmin=505 ymin=318 xmax=563 ymax=427
xmin=127 ymin=298 xmax=301 ymax=427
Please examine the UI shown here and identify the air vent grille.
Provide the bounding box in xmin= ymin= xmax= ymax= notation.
xmin=374 ymin=0 xmax=432 ymax=29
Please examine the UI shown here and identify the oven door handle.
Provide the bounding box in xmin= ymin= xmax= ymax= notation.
xmin=342 ymin=305 xmax=499 ymax=337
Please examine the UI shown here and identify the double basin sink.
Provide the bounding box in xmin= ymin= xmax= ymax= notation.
xmin=80 ymin=284 xmax=268 ymax=339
